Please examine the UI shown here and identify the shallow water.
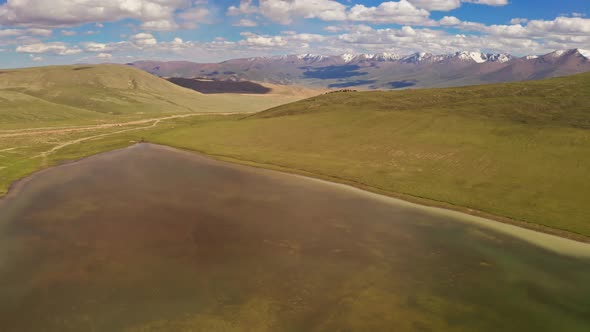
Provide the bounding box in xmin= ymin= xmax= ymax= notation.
xmin=0 ymin=143 xmax=589 ymax=331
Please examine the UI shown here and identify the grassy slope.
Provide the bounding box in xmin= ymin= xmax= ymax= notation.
xmin=0 ymin=65 xmax=314 ymax=195
xmin=145 ymin=72 xmax=590 ymax=237
xmin=1 ymin=65 xmax=589 ymax=237
xmin=0 ymin=64 xmax=302 ymax=129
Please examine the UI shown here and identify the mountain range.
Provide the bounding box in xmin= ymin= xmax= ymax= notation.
xmin=129 ymin=49 xmax=590 ymax=89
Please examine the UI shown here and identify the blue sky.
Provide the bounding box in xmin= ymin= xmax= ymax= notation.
xmin=0 ymin=0 xmax=589 ymax=68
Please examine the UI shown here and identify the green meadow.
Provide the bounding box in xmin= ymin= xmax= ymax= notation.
xmin=2 ymin=65 xmax=590 ymax=239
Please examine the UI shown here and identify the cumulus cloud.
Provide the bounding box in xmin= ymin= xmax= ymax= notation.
xmin=0 ymin=28 xmax=52 ymax=38
xmin=233 ymin=0 xmax=435 ymax=26
xmin=81 ymin=42 xmax=112 ymax=52
xmin=408 ymin=0 xmax=461 ymax=11
xmin=0 ymin=0 xmax=207 ymax=31
xmin=233 ymin=19 xmax=258 ymax=27
xmin=259 ymin=0 xmax=348 ymax=24
xmin=177 ymin=7 xmax=211 ymax=29
xmin=227 ymin=0 xmax=258 ymax=16
xmin=130 ymin=33 xmax=158 ymax=47
xmin=464 ymin=0 xmax=508 ymax=6
xmin=239 ymin=32 xmax=288 ymax=47
xmin=408 ymin=0 xmax=507 ymax=11
xmin=348 ymin=1 xmax=433 ymax=25
xmin=16 ymin=42 xmax=82 ymax=55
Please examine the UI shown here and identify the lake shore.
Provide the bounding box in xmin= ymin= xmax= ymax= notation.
xmin=2 ymin=142 xmax=589 ymax=257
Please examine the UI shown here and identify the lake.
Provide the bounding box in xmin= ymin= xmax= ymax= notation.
xmin=1 ymin=143 xmax=589 ymax=331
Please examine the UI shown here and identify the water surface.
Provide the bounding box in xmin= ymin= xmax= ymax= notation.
xmin=1 ymin=143 xmax=589 ymax=331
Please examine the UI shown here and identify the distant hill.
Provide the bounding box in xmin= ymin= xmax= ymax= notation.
xmin=0 ymin=64 xmax=206 ymax=119
xmin=130 ymin=49 xmax=590 ymax=89
xmin=0 ymin=64 xmax=315 ymax=129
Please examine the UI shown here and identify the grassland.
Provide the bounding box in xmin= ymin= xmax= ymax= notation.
xmin=146 ymin=72 xmax=590 ymax=239
xmin=1 ymin=65 xmax=590 ymax=239
xmin=0 ymin=64 xmax=318 ymax=196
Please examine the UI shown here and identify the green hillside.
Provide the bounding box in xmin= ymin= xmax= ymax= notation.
xmin=2 ymin=67 xmax=590 ymax=238
xmin=145 ymin=72 xmax=590 ymax=238
xmin=0 ymin=64 xmax=302 ymax=129
xmin=0 ymin=64 xmax=314 ymax=196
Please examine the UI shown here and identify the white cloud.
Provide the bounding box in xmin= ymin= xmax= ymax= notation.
xmin=259 ymin=0 xmax=347 ymax=24
xmin=0 ymin=28 xmax=51 ymax=37
xmin=239 ymin=32 xmax=288 ymax=47
xmin=525 ymin=17 xmax=590 ymax=35
xmin=0 ymin=29 xmax=23 ymax=37
xmin=26 ymin=28 xmax=53 ymax=37
xmin=177 ymin=7 xmax=211 ymax=29
xmin=130 ymin=33 xmax=158 ymax=47
xmin=0 ymin=0 xmax=194 ymax=31
xmin=408 ymin=0 xmax=460 ymax=11
xmin=16 ymin=42 xmax=82 ymax=55
xmin=61 ymin=30 xmax=77 ymax=36
xmin=97 ymin=53 xmax=112 ymax=59
xmin=228 ymin=0 xmax=258 ymax=16
xmin=510 ymin=18 xmax=528 ymax=25
xmin=140 ymin=19 xmax=179 ymax=31
xmin=464 ymin=0 xmax=508 ymax=6
xmin=233 ymin=19 xmax=258 ymax=27
xmin=440 ymin=16 xmax=462 ymax=26
xmin=237 ymin=0 xmax=435 ymax=26
xmin=82 ymin=42 xmax=112 ymax=52
xmin=409 ymin=0 xmax=507 ymax=11
xmin=348 ymin=1 xmax=433 ymax=25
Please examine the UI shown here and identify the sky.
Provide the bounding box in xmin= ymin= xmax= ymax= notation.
xmin=0 ymin=0 xmax=589 ymax=68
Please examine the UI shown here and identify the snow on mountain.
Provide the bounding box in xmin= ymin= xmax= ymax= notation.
xmin=340 ymin=53 xmax=356 ymax=63
xmin=455 ymin=51 xmax=486 ymax=63
xmin=402 ymin=52 xmax=435 ymax=63
xmin=296 ymin=54 xmax=328 ymax=62
xmin=549 ymin=50 xmax=567 ymax=57
xmin=246 ymin=49 xmax=580 ymax=66
xmin=487 ymin=54 xmax=512 ymax=63
xmin=373 ymin=52 xmax=402 ymax=61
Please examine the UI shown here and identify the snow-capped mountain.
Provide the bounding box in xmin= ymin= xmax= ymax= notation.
xmin=130 ymin=49 xmax=590 ymax=90
xmin=329 ymin=51 xmax=514 ymax=65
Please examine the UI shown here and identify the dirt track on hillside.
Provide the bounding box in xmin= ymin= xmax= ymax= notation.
xmin=0 ymin=112 xmax=245 ymax=138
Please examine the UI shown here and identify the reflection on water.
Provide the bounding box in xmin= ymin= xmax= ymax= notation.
xmin=0 ymin=143 xmax=589 ymax=331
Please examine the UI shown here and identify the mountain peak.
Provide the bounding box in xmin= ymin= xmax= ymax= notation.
xmin=296 ymin=54 xmax=327 ymax=62
xmin=455 ymin=51 xmax=486 ymax=63
xmin=340 ymin=53 xmax=356 ymax=63
xmin=544 ymin=49 xmax=590 ymax=60
xmin=548 ymin=49 xmax=573 ymax=58
xmin=575 ymin=49 xmax=590 ymax=59
xmin=402 ymin=52 xmax=435 ymax=63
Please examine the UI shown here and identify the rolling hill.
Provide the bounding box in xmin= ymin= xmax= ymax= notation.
xmin=2 ymin=65 xmax=590 ymax=239
xmin=130 ymin=49 xmax=590 ymax=89
xmin=145 ymin=71 xmax=590 ymax=238
xmin=0 ymin=64 xmax=315 ymax=129
xmin=0 ymin=64 xmax=322 ymax=197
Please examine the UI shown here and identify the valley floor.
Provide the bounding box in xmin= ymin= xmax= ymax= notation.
xmin=2 ymin=70 xmax=590 ymax=241
xmin=2 ymin=110 xmax=589 ymax=242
